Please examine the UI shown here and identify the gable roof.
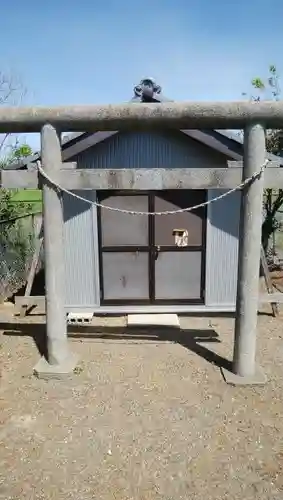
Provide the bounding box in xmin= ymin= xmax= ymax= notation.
xmin=6 ymin=78 xmax=283 ymax=169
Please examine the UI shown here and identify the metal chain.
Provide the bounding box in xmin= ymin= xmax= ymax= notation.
xmin=37 ymin=159 xmax=269 ymax=216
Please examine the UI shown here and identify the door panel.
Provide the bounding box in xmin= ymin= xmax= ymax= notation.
xmin=102 ymin=252 xmax=149 ymax=300
xmin=98 ymin=190 xmax=206 ymax=304
xmin=100 ymin=195 xmax=149 ymax=246
xmin=155 ymin=251 xmax=202 ymax=300
xmin=153 ymin=191 xmax=206 ymax=303
xmin=154 ymin=191 xmax=205 ymax=247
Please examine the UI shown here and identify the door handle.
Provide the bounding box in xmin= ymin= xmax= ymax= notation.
xmin=154 ymin=246 xmax=160 ymax=260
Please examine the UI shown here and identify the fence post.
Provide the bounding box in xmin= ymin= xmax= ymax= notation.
xmin=221 ymin=123 xmax=267 ymax=385
xmin=33 ymin=124 xmax=78 ymax=379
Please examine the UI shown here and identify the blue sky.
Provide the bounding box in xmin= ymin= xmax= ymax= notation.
xmin=0 ymin=0 xmax=283 ymax=151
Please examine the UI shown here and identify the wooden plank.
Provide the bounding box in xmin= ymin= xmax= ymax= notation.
xmin=259 ymin=293 xmax=283 ymax=303
xmin=260 ymin=246 xmax=279 ymax=316
xmin=24 ymin=219 xmax=43 ymax=297
xmin=14 ymin=293 xmax=283 ymax=318
xmin=20 ymin=238 xmax=43 ymax=317
xmin=15 ymin=295 xmax=43 ymax=307
xmin=3 ymin=167 xmax=283 ymax=190
xmin=14 ymin=296 xmax=236 ymax=316
xmin=19 ymin=217 xmax=43 ymax=318
xmin=14 ymin=295 xmax=45 ymax=316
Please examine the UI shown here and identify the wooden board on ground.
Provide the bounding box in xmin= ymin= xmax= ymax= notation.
xmin=14 ymin=293 xmax=283 ymax=317
xmin=260 ymin=246 xmax=279 ymax=317
xmin=15 ymin=295 xmax=45 ymax=316
xmin=20 ymin=219 xmax=43 ymax=317
xmin=259 ymin=293 xmax=283 ymax=303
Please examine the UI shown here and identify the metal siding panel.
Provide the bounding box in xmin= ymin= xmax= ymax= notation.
xmin=63 ymin=190 xmax=100 ymax=307
xmin=71 ymin=131 xmax=227 ymax=170
xmin=206 ymin=189 xmax=240 ymax=306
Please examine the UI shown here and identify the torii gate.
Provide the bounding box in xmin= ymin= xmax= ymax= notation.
xmin=1 ymin=101 xmax=283 ymax=385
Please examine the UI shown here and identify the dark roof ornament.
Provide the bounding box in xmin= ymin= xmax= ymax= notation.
xmin=134 ymin=78 xmax=162 ymax=101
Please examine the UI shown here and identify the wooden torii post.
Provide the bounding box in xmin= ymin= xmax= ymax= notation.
xmin=1 ymin=101 xmax=283 ymax=383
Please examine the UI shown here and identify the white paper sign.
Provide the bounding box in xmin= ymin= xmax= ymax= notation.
xmin=174 ymin=230 xmax=189 ymax=247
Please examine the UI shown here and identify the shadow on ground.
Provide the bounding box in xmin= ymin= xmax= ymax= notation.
xmin=1 ymin=322 xmax=232 ymax=372
xmin=9 ymin=269 xmax=45 ymax=302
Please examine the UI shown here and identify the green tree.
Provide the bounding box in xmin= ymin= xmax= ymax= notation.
xmin=0 ymin=70 xmax=34 ymax=220
xmin=0 ymin=141 xmax=33 ymax=168
xmin=0 ymin=140 xmax=34 ymax=219
xmin=0 ymin=140 xmax=35 ymax=299
xmin=0 ymin=142 xmax=34 ymax=276
xmin=0 ymin=71 xmax=35 ymax=299
xmin=243 ymin=65 xmax=283 ymax=252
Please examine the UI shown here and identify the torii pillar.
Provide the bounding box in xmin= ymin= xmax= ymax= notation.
xmin=33 ymin=124 xmax=78 ymax=379
xmin=222 ymin=123 xmax=267 ymax=385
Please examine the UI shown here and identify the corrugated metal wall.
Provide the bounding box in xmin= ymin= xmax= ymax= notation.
xmin=63 ymin=130 xmax=240 ymax=309
xmin=63 ymin=190 xmax=100 ymax=309
xmin=205 ymin=190 xmax=240 ymax=306
xmin=71 ymin=131 xmax=226 ymax=169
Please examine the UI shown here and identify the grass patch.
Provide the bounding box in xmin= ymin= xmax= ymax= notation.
xmin=9 ymin=190 xmax=42 ymax=214
xmin=10 ymin=189 xmax=42 ymax=203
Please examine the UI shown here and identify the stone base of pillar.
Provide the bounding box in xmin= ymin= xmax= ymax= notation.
xmin=220 ymin=366 xmax=267 ymax=386
xmin=33 ymin=352 xmax=79 ymax=380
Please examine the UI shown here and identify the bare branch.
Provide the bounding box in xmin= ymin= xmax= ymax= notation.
xmin=0 ymin=70 xmax=29 ymax=162
xmin=0 ymin=71 xmax=25 ymax=106
xmin=0 ymin=133 xmax=9 ymax=154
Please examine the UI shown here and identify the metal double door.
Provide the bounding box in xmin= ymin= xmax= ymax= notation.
xmin=98 ymin=190 xmax=206 ymax=305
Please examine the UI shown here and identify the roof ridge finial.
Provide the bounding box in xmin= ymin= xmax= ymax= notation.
xmin=134 ymin=77 xmax=162 ymax=99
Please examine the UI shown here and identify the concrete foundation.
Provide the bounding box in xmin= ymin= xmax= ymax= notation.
xmin=221 ymin=366 xmax=267 ymax=386
xmin=33 ymin=353 xmax=79 ymax=380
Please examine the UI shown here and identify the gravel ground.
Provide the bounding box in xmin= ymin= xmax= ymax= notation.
xmin=0 ymin=307 xmax=283 ymax=499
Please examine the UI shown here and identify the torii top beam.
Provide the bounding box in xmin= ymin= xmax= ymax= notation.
xmin=0 ymin=101 xmax=282 ymax=133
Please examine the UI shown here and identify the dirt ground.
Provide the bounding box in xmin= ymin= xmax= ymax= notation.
xmin=1 ymin=306 xmax=283 ymax=500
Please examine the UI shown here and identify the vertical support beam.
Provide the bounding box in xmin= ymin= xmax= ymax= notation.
xmin=41 ymin=125 xmax=66 ymax=364
xmin=221 ymin=123 xmax=267 ymax=385
xmin=33 ymin=124 xmax=78 ymax=379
